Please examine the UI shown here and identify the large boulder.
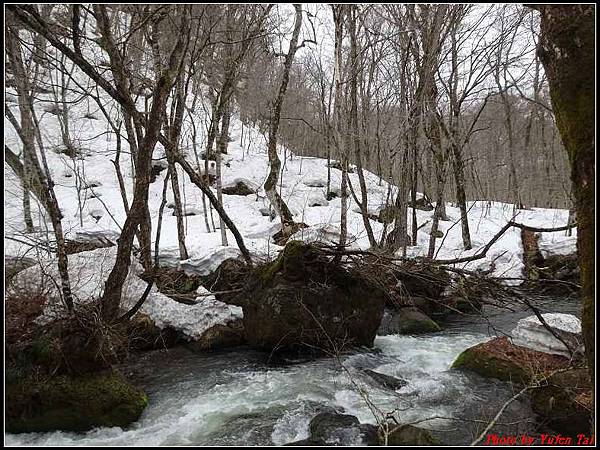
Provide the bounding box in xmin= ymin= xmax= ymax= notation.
xmin=363 ymin=369 xmax=407 ymax=390
xmin=6 ymin=371 xmax=148 ymax=433
xmin=451 ymin=336 xmax=571 ymax=384
xmin=226 ymin=241 xmax=386 ymax=354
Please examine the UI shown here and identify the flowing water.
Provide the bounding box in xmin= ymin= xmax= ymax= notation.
xmin=5 ymin=296 xmax=581 ymax=446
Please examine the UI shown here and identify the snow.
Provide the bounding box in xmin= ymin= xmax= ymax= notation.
xmin=510 ymin=313 xmax=582 ymax=357
xmin=9 ymin=247 xmax=242 ymax=341
xmin=4 ymin=64 xmax=578 ymax=339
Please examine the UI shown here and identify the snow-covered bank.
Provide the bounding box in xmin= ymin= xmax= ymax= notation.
xmin=5 ymin=79 xmax=577 ymax=338
xmin=10 ymin=247 xmax=242 ymax=341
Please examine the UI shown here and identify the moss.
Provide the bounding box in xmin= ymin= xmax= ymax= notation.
xmin=6 ymin=372 xmax=148 ymax=433
xmin=256 ymin=240 xmax=308 ymax=284
xmin=451 ymin=348 xmax=528 ymax=384
xmin=257 ymin=252 xmax=284 ymax=285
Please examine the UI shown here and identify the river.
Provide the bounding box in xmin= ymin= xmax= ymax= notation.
xmin=5 ymin=295 xmax=580 ymax=446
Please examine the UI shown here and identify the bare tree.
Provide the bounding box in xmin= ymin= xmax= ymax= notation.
xmin=264 ymin=4 xmax=305 ymax=228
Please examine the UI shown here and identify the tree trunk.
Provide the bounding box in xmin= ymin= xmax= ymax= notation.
xmin=533 ymin=3 xmax=595 ymax=414
xmin=348 ymin=5 xmax=377 ymax=248
xmin=7 ymin=26 xmax=74 ymax=310
xmin=264 ymin=4 xmax=303 ymax=226
xmin=216 ymin=101 xmax=231 ymax=246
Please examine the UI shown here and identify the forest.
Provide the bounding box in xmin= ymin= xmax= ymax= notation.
xmin=4 ymin=3 xmax=595 ymax=446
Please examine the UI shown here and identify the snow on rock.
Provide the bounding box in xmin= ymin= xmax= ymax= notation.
xmin=179 ymin=246 xmax=243 ymax=276
xmin=307 ymin=191 xmax=329 ymax=207
xmin=289 ymin=224 xmax=356 ymax=247
xmin=143 ymin=289 xmax=243 ymax=341
xmin=303 ymin=178 xmax=327 ymax=188
xmin=510 ymin=313 xmax=583 ymax=357
xmin=538 ymin=234 xmax=577 ymax=258
xmin=11 ymin=247 xmax=243 ymax=341
xmin=171 ymin=205 xmax=203 ymax=217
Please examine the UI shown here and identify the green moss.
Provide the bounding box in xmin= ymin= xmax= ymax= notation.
xmin=6 ymin=372 xmax=148 ymax=433
xmin=451 ymin=348 xmax=528 ymax=383
xmin=257 ymin=253 xmax=284 ymax=284
xmin=257 ymin=240 xmax=308 ymax=284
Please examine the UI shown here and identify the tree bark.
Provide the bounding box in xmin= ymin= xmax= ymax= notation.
xmin=533 ymin=3 xmax=595 ymax=413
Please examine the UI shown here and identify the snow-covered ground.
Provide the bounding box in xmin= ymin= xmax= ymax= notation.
xmin=4 ymin=79 xmax=577 ymax=339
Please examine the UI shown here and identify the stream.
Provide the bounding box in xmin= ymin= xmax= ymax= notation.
xmin=5 ymin=296 xmax=581 ymax=446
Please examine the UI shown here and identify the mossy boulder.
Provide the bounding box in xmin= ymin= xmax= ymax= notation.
xmin=6 ymin=371 xmax=148 ymax=433
xmin=229 ymin=241 xmax=386 ymax=354
xmin=378 ymin=307 xmax=441 ymax=335
xmin=451 ymin=337 xmax=571 ymax=384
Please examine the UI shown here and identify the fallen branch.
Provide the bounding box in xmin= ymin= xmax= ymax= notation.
xmin=432 ymin=221 xmax=577 ymax=265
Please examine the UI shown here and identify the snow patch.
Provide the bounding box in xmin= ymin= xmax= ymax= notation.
xmin=510 ymin=313 xmax=582 ymax=357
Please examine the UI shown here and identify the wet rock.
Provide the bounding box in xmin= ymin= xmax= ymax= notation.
xmin=451 ymin=336 xmax=571 ymax=384
xmin=309 ymin=412 xmax=360 ymax=440
xmin=229 ymin=241 xmax=386 ymax=354
xmin=306 ymin=412 xmax=375 ymax=445
xmin=363 ymin=369 xmax=407 ymax=390
xmin=128 ymin=312 xmax=183 ymax=350
xmin=190 ymin=318 xmax=246 ymax=352
xmin=6 ymin=371 xmax=148 ymax=433
xmin=378 ymin=307 xmax=440 ymax=335
xmin=384 ymin=424 xmax=439 ymax=445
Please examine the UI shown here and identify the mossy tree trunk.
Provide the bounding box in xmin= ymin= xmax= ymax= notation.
xmin=531 ymin=3 xmax=595 ymax=413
